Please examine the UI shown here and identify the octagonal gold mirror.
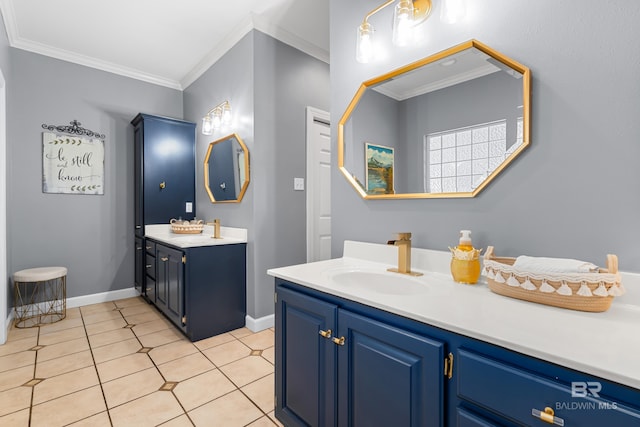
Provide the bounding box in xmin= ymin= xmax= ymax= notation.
xmin=338 ymin=39 xmax=531 ymax=199
xmin=204 ymin=133 xmax=250 ymax=203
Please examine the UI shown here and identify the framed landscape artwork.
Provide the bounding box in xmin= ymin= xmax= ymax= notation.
xmin=365 ymin=142 xmax=394 ymax=195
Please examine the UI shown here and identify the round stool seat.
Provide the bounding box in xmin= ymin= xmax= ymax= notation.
xmin=13 ymin=267 xmax=67 ymax=282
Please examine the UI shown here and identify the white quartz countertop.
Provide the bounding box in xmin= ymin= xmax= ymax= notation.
xmin=267 ymin=241 xmax=640 ymax=390
xmin=145 ymin=224 xmax=247 ymax=248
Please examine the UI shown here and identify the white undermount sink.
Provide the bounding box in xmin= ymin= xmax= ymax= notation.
xmin=326 ymin=268 xmax=429 ymax=295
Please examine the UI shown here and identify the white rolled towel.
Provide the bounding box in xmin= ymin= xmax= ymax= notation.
xmin=512 ymin=255 xmax=598 ymax=274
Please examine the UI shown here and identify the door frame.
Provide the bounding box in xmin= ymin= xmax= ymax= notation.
xmin=0 ymin=68 xmax=7 ymax=344
xmin=305 ymin=107 xmax=330 ymax=262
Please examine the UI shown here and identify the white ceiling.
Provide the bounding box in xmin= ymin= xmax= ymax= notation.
xmin=0 ymin=0 xmax=329 ymax=90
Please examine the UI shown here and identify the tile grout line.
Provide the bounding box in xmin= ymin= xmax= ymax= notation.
xmin=80 ymin=303 xmax=117 ymax=427
xmin=29 ymin=325 xmax=41 ymax=427
xmin=190 ymin=334 xmax=278 ymax=426
xmin=126 ymin=304 xmax=197 ymax=427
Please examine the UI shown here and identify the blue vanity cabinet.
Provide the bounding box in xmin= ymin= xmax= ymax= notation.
xmin=134 ymin=236 xmax=144 ymax=295
xmin=275 ymin=282 xmax=446 ymax=427
xmin=155 ymin=243 xmax=186 ymax=333
xmin=456 ymin=348 xmax=640 ymax=426
xmin=144 ymin=239 xmax=156 ymax=304
xmin=275 ymin=285 xmax=337 ymax=427
xmin=150 ymin=240 xmax=247 ymax=341
xmin=274 ymin=278 xmax=640 ymax=427
xmin=336 ymin=309 xmax=445 ymax=427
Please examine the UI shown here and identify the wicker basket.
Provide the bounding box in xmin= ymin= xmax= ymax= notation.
xmin=483 ymin=246 xmax=624 ymax=312
xmin=170 ymin=219 xmax=204 ymax=234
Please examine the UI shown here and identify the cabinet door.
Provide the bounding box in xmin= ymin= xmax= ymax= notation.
xmin=156 ymin=244 xmax=185 ymax=329
xmin=337 ymin=309 xmax=445 ymax=427
xmin=275 ymin=286 xmax=337 ymax=427
xmin=142 ymin=117 xmax=195 ymax=224
xmin=133 ymin=124 xmax=144 ymax=236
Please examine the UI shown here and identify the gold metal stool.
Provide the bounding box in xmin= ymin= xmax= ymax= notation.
xmin=13 ymin=266 xmax=67 ymax=328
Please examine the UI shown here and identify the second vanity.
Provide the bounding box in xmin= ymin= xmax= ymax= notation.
xmin=268 ymin=241 xmax=640 ymax=427
xmin=142 ymin=224 xmax=247 ymax=341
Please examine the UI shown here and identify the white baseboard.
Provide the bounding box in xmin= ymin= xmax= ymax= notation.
xmin=245 ymin=313 xmax=274 ymax=332
xmin=66 ymin=287 xmax=139 ymax=309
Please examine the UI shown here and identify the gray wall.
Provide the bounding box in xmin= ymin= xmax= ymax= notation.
xmin=7 ymin=50 xmax=183 ymax=299
xmin=253 ymin=31 xmax=330 ymax=318
xmin=347 ymin=89 xmax=400 ymax=189
xmin=184 ymin=32 xmax=257 ymax=317
xmin=185 ymin=30 xmax=329 ymax=320
xmin=331 ymin=0 xmax=640 ymax=270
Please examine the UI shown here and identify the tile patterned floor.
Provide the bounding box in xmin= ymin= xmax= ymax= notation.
xmin=0 ymin=297 xmax=283 ymax=427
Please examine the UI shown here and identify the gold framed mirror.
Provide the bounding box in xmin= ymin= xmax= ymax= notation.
xmin=338 ymin=39 xmax=531 ymax=199
xmin=204 ymin=133 xmax=250 ymax=203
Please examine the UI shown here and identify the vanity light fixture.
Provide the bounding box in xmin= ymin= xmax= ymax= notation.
xmin=201 ymin=100 xmax=232 ymax=135
xmin=356 ymin=0 xmax=466 ymax=63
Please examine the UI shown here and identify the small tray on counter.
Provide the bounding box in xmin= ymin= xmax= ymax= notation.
xmin=170 ymin=219 xmax=204 ymax=234
xmin=483 ymin=246 xmax=624 ymax=312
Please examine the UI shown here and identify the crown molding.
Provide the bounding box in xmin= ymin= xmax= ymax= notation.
xmin=252 ymin=14 xmax=329 ymax=65
xmin=181 ymin=13 xmax=329 ymax=89
xmin=12 ymin=38 xmax=183 ymax=90
xmin=1 ymin=1 xmax=329 ymax=91
xmin=180 ymin=15 xmax=255 ymax=90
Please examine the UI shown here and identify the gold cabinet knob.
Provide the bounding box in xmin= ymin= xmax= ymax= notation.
xmin=159 ymin=181 xmax=166 ymax=189
xmin=332 ymin=336 xmax=346 ymax=346
xmin=319 ymin=329 xmax=332 ymax=339
xmin=161 ymin=257 xmax=168 ymax=262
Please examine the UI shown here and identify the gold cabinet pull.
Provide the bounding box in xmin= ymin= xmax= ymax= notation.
xmin=332 ymin=336 xmax=346 ymax=346
xmin=145 ymin=264 xmax=152 ymax=269
xmin=161 ymin=257 xmax=168 ymax=262
xmin=532 ymin=407 xmax=565 ymax=426
xmin=146 ymin=245 xmax=152 ymax=250
xmin=444 ymin=352 xmax=454 ymax=379
xmin=159 ymin=181 xmax=166 ymax=189
xmin=319 ymin=329 xmax=332 ymax=339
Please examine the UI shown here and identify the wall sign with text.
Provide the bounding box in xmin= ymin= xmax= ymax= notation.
xmin=42 ymin=132 xmax=104 ymax=195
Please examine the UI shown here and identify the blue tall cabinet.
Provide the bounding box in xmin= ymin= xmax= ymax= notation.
xmin=131 ymin=113 xmax=196 ymax=298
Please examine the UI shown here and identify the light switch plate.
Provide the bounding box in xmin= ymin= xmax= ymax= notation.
xmin=185 ymin=202 xmax=193 ymax=213
xmin=294 ymin=178 xmax=305 ymax=191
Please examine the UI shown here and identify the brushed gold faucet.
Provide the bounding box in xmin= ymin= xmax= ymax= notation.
xmin=387 ymin=232 xmax=423 ymax=276
xmin=207 ymin=219 xmax=222 ymax=239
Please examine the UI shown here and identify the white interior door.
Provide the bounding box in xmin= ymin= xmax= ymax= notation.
xmin=306 ymin=107 xmax=331 ymax=262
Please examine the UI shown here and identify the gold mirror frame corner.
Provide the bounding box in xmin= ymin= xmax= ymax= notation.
xmin=204 ymin=132 xmax=250 ymax=204
xmin=338 ymin=39 xmax=531 ymax=200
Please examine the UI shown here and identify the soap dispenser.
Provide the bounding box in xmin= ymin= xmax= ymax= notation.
xmin=449 ymin=230 xmax=482 ymax=284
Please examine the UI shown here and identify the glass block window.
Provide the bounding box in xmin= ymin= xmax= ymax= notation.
xmin=424 ymin=120 xmax=507 ymax=193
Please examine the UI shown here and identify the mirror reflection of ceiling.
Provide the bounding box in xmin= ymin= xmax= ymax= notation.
xmin=338 ymin=40 xmax=531 ymax=199
xmin=204 ymin=133 xmax=250 ymax=203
